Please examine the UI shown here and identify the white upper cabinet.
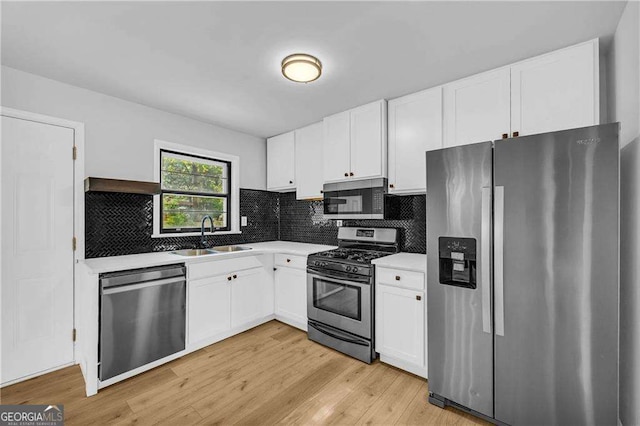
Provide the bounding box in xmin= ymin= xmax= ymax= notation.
xmin=443 ymin=67 xmax=511 ymax=147
xmin=322 ymin=111 xmax=351 ymax=182
xmin=295 ymin=122 xmax=324 ymax=200
xmin=350 ymin=100 xmax=387 ymax=180
xmin=323 ymin=100 xmax=387 ymax=183
xmin=267 ymin=131 xmax=296 ymax=191
xmin=443 ymin=39 xmax=599 ymax=148
xmin=388 ymin=87 xmax=443 ymax=194
xmin=510 ymin=40 xmax=599 ymax=137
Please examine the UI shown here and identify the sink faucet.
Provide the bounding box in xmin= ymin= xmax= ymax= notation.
xmin=201 ymin=215 xmax=215 ymax=248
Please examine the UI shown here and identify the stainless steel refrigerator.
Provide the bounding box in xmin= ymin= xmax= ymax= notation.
xmin=426 ymin=123 xmax=619 ymax=425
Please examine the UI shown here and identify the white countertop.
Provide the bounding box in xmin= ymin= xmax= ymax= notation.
xmin=372 ymin=253 xmax=427 ymax=272
xmin=81 ymin=241 xmax=337 ymax=274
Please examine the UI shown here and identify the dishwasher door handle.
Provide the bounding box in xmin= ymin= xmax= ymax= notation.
xmin=102 ymin=276 xmax=185 ymax=295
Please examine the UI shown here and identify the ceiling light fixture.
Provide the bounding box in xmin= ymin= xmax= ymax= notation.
xmin=281 ymin=53 xmax=322 ymax=83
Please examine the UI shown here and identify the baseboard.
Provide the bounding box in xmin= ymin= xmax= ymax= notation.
xmin=0 ymin=362 xmax=76 ymax=388
xmin=379 ymin=354 xmax=427 ymax=378
xmin=274 ymin=315 xmax=308 ymax=331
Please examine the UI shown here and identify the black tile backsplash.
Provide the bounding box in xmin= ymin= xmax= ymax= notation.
xmin=85 ymin=189 xmax=278 ymax=258
xmin=85 ymin=189 xmax=426 ymax=258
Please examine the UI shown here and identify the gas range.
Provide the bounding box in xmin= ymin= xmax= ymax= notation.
xmin=306 ymin=227 xmax=399 ymax=364
xmin=308 ymin=248 xmax=392 ymax=276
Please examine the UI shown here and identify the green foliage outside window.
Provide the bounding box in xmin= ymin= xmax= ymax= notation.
xmin=161 ymin=152 xmax=229 ymax=231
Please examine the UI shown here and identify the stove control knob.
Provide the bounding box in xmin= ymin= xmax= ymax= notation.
xmin=352 ymin=267 xmax=358 ymax=273
xmin=345 ymin=265 xmax=352 ymax=272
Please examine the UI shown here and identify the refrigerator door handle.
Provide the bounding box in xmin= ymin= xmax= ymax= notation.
xmin=481 ymin=186 xmax=492 ymax=334
xmin=495 ymin=185 xmax=505 ymax=337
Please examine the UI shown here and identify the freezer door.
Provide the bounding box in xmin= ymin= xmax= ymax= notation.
xmin=493 ymin=124 xmax=619 ymax=425
xmin=427 ymin=141 xmax=493 ymax=418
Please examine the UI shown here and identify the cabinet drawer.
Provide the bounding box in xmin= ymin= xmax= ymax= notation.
xmin=274 ymin=254 xmax=307 ymax=270
xmin=376 ymin=267 xmax=425 ymax=291
xmin=189 ymin=256 xmax=262 ymax=281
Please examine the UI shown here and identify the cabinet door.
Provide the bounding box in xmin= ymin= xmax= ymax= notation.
xmin=231 ymin=267 xmax=266 ymax=328
xmin=267 ymin=131 xmax=296 ymax=190
xmin=388 ymin=88 xmax=442 ymax=194
xmin=376 ymin=284 xmax=424 ymax=367
xmin=511 ymin=40 xmax=598 ymax=137
xmin=322 ymin=111 xmax=351 ymax=183
xmin=188 ymin=274 xmax=231 ymax=344
xmin=295 ymin=122 xmax=324 ymax=199
xmin=274 ymin=267 xmax=307 ymax=329
xmin=443 ymin=68 xmax=511 ymax=147
xmin=350 ymin=100 xmax=386 ymax=180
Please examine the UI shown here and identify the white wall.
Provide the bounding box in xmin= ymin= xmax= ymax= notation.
xmin=0 ymin=66 xmax=267 ymax=190
xmin=608 ymin=1 xmax=640 ymax=425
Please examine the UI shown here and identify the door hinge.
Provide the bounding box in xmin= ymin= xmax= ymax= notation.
xmin=72 ymin=146 xmax=77 ymax=160
xmin=72 ymin=328 xmax=77 ymax=342
xmin=72 ymin=237 xmax=77 ymax=251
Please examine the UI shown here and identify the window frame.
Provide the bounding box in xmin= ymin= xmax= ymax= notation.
xmin=159 ymin=148 xmax=232 ymax=234
xmin=153 ymin=139 xmax=241 ymax=238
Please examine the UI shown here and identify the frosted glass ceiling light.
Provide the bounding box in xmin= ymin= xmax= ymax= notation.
xmin=281 ymin=53 xmax=322 ymax=83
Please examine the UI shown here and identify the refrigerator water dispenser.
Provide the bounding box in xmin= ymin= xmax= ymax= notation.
xmin=438 ymin=237 xmax=477 ymax=289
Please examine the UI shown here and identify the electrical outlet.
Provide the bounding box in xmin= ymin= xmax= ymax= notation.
xmin=336 ymin=220 xmax=343 ymax=227
xmin=241 ymin=216 xmax=248 ymax=226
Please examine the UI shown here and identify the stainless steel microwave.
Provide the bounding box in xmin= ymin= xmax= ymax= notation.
xmin=323 ymin=178 xmax=396 ymax=219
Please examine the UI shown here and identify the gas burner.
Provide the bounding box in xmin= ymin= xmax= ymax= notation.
xmin=314 ymin=248 xmax=391 ymax=264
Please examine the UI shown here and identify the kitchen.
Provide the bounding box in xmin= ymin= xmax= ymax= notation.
xmin=0 ymin=1 xmax=638 ymax=425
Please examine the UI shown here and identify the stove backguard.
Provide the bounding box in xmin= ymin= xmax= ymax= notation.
xmin=438 ymin=237 xmax=477 ymax=289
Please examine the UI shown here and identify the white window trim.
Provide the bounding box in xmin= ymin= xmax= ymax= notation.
xmin=152 ymin=139 xmax=241 ymax=238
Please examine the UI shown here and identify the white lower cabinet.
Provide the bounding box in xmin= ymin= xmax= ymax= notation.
xmin=188 ymin=274 xmax=232 ymax=345
xmin=274 ymin=266 xmax=308 ymax=331
xmin=187 ymin=256 xmax=270 ymax=348
xmin=375 ymin=266 xmax=427 ymax=378
xmin=231 ymin=267 xmax=269 ymax=328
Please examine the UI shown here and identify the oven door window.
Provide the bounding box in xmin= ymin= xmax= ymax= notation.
xmin=313 ymin=277 xmax=361 ymax=321
xmin=323 ymin=188 xmax=373 ymax=215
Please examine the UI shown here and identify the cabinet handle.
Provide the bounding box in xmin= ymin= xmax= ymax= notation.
xmin=389 ymin=184 xmax=395 ymax=189
xmin=233 ymin=274 xmax=237 ymax=279
xmin=344 ymin=172 xmax=349 ymax=177
xmin=502 ymin=133 xmax=508 ymax=139
xmin=320 ymin=190 xmax=324 ymax=194
xmin=227 ymin=276 xmax=232 ymax=281
xmin=273 ymin=267 xmax=278 ymax=271
xmin=286 ymin=259 xmax=291 ymax=263
xmin=349 ymin=172 xmax=354 ymax=176
xmin=512 ymin=131 xmax=519 ymax=137
xmin=289 ymin=180 xmax=293 ymax=184
xmin=416 ymin=295 xmax=422 ymax=301
xmin=395 ymin=276 xmax=401 ymax=281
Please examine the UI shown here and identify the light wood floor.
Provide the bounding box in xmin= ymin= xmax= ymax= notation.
xmin=0 ymin=321 xmax=488 ymax=425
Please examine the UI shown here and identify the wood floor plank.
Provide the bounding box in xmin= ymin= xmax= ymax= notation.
xmin=0 ymin=321 xmax=488 ymax=426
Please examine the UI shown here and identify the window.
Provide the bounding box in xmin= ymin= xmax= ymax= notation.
xmin=160 ymin=149 xmax=231 ymax=233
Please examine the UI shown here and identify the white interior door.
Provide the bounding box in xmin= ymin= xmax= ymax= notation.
xmin=1 ymin=115 xmax=75 ymax=385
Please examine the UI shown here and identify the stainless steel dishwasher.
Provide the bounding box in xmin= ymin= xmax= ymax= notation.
xmin=99 ymin=263 xmax=186 ymax=381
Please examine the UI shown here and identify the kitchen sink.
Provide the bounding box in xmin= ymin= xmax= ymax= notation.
xmin=209 ymin=245 xmax=252 ymax=252
xmin=171 ymin=249 xmax=218 ymax=256
xmin=171 ymin=246 xmax=252 ymax=256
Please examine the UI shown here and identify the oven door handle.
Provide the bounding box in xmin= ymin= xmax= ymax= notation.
xmin=307 ymin=268 xmax=371 ymax=285
xmin=308 ymin=321 xmax=369 ymax=346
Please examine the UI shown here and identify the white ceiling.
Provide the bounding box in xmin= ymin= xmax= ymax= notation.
xmin=1 ymin=1 xmax=627 ymax=138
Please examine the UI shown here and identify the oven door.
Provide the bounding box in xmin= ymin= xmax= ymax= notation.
xmin=306 ymin=269 xmax=372 ymax=339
